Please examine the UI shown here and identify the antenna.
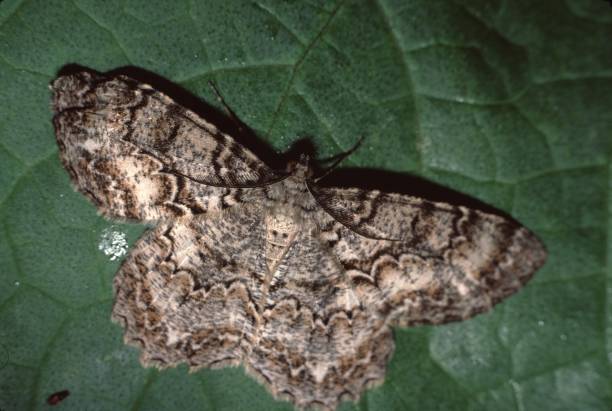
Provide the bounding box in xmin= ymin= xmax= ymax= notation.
xmin=313 ymin=136 xmax=365 ymax=183
xmin=208 ymin=80 xmax=244 ymax=134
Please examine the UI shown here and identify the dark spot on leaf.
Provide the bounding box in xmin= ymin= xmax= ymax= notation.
xmin=47 ymin=390 xmax=70 ymax=406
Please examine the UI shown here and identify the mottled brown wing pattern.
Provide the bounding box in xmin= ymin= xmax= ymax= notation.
xmin=52 ymin=69 xmax=548 ymax=411
xmin=313 ymin=187 xmax=547 ymax=326
xmin=111 ymin=207 xmax=268 ymax=369
xmin=112 ymin=206 xmax=393 ymax=410
xmin=52 ymin=71 xmax=277 ymax=221
xmin=248 ymin=224 xmax=394 ymax=409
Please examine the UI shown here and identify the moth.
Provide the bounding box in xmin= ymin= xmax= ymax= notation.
xmin=51 ymin=69 xmax=546 ymax=410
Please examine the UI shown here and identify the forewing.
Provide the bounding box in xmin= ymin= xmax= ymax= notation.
xmin=112 ymin=206 xmax=268 ymax=369
xmin=313 ymin=187 xmax=547 ymax=326
xmin=51 ymin=71 xmax=277 ymax=221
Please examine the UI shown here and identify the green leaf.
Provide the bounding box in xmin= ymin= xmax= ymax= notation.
xmin=1 ymin=0 xmax=611 ymax=410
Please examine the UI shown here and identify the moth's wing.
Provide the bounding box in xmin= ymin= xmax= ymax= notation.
xmin=51 ymin=71 xmax=278 ymax=221
xmin=246 ymin=224 xmax=394 ymax=410
xmin=111 ymin=206 xmax=268 ymax=369
xmin=312 ymin=187 xmax=547 ymax=325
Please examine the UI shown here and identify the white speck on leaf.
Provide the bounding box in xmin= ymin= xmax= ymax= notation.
xmin=98 ymin=226 xmax=128 ymax=261
xmin=559 ymin=334 xmax=567 ymax=341
xmin=537 ymin=320 xmax=544 ymax=327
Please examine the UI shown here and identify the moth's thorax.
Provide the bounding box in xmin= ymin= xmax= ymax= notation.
xmin=286 ymin=156 xmax=314 ymax=181
xmin=262 ymin=175 xmax=314 ymax=274
xmin=266 ymin=172 xmax=315 ymax=210
xmin=264 ymin=212 xmax=298 ymax=274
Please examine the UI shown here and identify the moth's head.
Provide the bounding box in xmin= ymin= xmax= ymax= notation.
xmin=286 ymin=154 xmax=314 ymax=181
